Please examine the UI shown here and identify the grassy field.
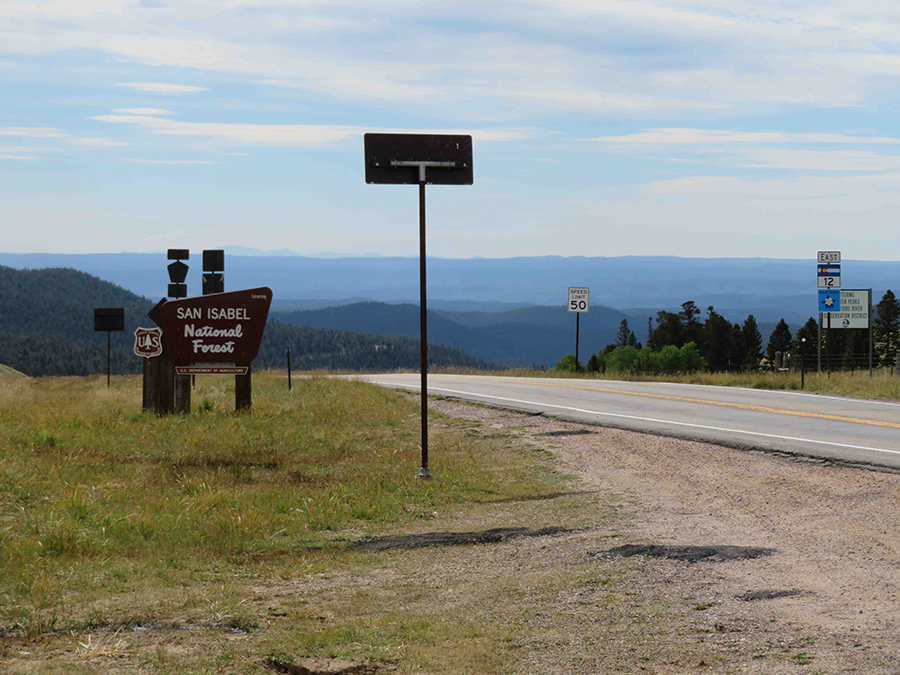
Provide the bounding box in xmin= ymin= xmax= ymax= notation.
xmin=1 ymin=369 xmax=871 ymax=673
xmin=0 ymin=371 xmax=594 ymax=673
xmin=494 ymin=367 xmax=900 ymax=401
xmin=0 ymin=364 xmax=28 ymax=380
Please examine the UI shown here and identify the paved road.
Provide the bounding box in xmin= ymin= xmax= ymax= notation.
xmin=356 ymin=373 xmax=900 ymax=470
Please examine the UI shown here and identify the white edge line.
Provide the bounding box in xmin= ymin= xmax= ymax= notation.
xmin=371 ymin=381 xmax=899 ymax=457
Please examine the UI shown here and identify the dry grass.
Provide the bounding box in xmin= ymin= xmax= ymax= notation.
xmin=0 ymin=363 xmax=28 ymax=380
xmin=485 ymin=367 xmax=900 ymax=401
xmin=0 ymin=371 xmax=579 ymax=673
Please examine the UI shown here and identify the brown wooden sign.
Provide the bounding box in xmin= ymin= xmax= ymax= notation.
xmin=159 ymin=287 xmax=272 ymax=366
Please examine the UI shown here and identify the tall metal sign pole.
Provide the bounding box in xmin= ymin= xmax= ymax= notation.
xmin=365 ymin=133 xmax=474 ymax=479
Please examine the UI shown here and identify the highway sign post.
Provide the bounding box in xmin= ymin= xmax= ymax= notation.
xmin=819 ymin=289 xmax=840 ymax=375
xmin=365 ymin=133 xmax=474 ymax=479
xmin=568 ymin=287 xmax=589 ymax=371
xmin=816 ymin=251 xmax=841 ymax=373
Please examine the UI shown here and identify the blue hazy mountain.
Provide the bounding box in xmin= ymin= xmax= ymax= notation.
xmin=1 ymin=252 xmax=894 ymax=326
xmin=273 ymin=301 xmax=629 ymax=367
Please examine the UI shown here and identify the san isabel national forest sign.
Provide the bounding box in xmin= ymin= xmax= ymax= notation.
xmin=159 ymin=287 xmax=273 ymax=368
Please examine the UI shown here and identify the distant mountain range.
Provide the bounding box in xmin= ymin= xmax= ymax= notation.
xmin=273 ymin=302 xmax=629 ymax=367
xmin=0 ymin=266 xmax=492 ymax=376
xmin=2 ymin=252 xmax=895 ymax=327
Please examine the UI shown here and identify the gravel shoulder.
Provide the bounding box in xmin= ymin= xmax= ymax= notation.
xmin=423 ymin=396 xmax=900 ymax=673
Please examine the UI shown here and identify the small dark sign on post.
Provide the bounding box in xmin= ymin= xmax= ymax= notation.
xmin=365 ymin=133 xmax=474 ymax=479
xmin=202 ymin=249 xmax=225 ymax=295
xmin=94 ymin=307 xmax=125 ymax=387
xmin=167 ymin=249 xmax=189 ymax=299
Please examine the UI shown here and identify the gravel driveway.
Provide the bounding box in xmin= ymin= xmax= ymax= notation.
xmin=427 ymin=396 xmax=900 ymax=673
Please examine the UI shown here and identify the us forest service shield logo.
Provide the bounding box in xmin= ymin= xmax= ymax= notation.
xmin=134 ymin=327 xmax=163 ymax=358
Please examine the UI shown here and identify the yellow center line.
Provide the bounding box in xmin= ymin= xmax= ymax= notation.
xmin=478 ymin=378 xmax=900 ymax=430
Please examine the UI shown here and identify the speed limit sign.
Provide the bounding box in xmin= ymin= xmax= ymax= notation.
xmin=568 ymin=287 xmax=589 ymax=313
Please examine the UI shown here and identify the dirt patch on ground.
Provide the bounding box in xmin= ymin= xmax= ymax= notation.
xmin=265 ymin=656 xmax=381 ymax=674
xmin=351 ymin=526 xmax=571 ymax=551
xmin=601 ymin=543 xmax=775 ymax=563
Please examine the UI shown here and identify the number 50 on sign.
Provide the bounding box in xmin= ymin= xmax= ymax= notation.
xmin=568 ymin=287 xmax=590 ymax=313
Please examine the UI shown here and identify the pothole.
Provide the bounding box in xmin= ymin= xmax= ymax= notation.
xmin=598 ymin=544 xmax=775 ymax=563
xmin=352 ymin=526 xmax=571 ymax=551
xmin=265 ymin=657 xmax=379 ymax=675
xmin=736 ymin=589 xmax=804 ymax=601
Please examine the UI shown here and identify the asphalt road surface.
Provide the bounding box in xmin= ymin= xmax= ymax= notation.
xmin=356 ymin=374 xmax=900 ymax=471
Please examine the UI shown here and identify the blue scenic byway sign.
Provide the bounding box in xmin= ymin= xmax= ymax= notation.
xmin=818 ymin=289 xmax=841 ymax=312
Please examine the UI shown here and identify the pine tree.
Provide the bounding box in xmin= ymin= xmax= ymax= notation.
xmin=680 ymin=301 xmax=703 ymax=349
xmin=729 ymin=323 xmax=746 ymax=372
xmin=766 ymin=319 xmax=793 ymax=363
xmin=615 ymin=319 xmax=632 ymax=347
xmin=704 ymin=306 xmax=732 ymax=372
xmin=874 ymin=290 xmax=900 ymax=367
xmin=742 ymin=315 xmax=763 ymax=369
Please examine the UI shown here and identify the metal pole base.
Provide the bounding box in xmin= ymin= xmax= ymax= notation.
xmin=417 ymin=466 xmax=432 ymax=480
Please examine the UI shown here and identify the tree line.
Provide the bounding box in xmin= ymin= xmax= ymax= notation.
xmin=558 ymin=292 xmax=900 ymax=374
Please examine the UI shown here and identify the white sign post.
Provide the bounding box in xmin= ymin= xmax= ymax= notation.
xmin=568 ymin=287 xmax=589 ymax=313
xmin=567 ymin=287 xmax=589 ymax=372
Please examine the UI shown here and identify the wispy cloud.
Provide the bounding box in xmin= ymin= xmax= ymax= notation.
xmin=741 ymin=148 xmax=900 ymax=172
xmin=112 ymin=108 xmax=173 ymax=115
xmin=0 ymin=145 xmax=57 ymax=154
xmin=91 ymin=112 xmax=535 ymax=145
xmin=648 ymin=176 xmax=740 ymax=192
xmin=116 ymin=82 xmax=208 ymax=95
xmin=123 ymin=158 xmax=218 ymax=165
xmin=591 ymin=129 xmax=900 ymax=145
xmin=67 ymin=137 xmax=128 ymax=147
xmin=0 ymin=127 xmax=67 ymax=138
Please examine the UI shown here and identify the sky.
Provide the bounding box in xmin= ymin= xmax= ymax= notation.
xmin=4 ymin=1 xmax=900 ymax=260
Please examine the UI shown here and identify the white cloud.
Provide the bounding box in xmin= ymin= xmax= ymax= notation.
xmin=741 ymin=148 xmax=900 ymax=172
xmin=112 ymin=108 xmax=173 ymax=115
xmin=0 ymin=154 xmax=40 ymax=160
xmin=116 ymin=82 xmax=208 ymax=95
xmin=91 ymin=112 xmax=535 ymax=145
xmin=648 ymin=176 xmax=741 ymax=192
xmin=123 ymin=158 xmax=218 ymax=165
xmin=68 ymin=137 xmax=128 ymax=147
xmin=0 ymin=127 xmax=67 ymax=138
xmin=591 ymin=128 xmax=900 ymax=145
xmin=0 ymin=145 xmax=57 ymax=153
